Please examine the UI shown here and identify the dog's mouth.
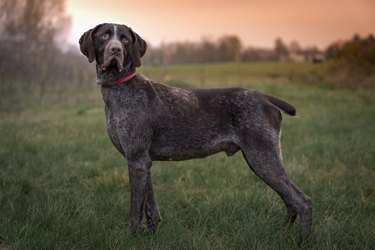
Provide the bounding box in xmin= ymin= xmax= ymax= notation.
xmin=101 ymin=55 xmax=124 ymax=72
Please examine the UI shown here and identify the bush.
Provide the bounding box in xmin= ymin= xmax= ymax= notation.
xmin=325 ymin=34 xmax=375 ymax=88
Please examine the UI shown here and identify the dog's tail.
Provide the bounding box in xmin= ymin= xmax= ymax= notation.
xmin=263 ymin=94 xmax=296 ymax=116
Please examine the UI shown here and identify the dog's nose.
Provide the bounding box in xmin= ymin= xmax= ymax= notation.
xmin=109 ymin=45 xmax=122 ymax=54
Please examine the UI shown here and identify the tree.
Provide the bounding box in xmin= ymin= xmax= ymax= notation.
xmin=217 ymin=35 xmax=242 ymax=62
xmin=0 ymin=0 xmax=74 ymax=86
xmin=198 ymin=37 xmax=217 ymax=63
xmin=274 ymin=38 xmax=289 ymax=61
xmin=325 ymin=34 xmax=375 ymax=88
xmin=326 ymin=34 xmax=375 ymax=73
xmin=0 ymin=0 xmax=70 ymax=49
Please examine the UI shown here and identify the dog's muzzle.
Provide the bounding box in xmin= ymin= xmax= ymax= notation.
xmin=102 ymin=40 xmax=125 ymax=72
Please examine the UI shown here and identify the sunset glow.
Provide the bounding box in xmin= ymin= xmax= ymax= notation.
xmin=66 ymin=0 xmax=375 ymax=49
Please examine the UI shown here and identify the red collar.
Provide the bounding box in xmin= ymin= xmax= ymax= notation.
xmin=102 ymin=73 xmax=136 ymax=87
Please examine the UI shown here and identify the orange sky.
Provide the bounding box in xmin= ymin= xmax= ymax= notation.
xmin=66 ymin=0 xmax=375 ymax=49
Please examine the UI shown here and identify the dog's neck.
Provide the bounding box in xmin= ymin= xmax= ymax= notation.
xmin=95 ymin=61 xmax=135 ymax=86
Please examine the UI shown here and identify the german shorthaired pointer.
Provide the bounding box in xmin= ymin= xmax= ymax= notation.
xmin=79 ymin=23 xmax=312 ymax=240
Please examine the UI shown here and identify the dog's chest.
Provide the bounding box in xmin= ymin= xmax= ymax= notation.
xmin=104 ymin=105 xmax=125 ymax=154
xmin=103 ymin=89 xmax=153 ymax=155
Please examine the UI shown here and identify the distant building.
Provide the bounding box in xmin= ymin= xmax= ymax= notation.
xmin=289 ymin=53 xmax=305 ymax=62
xmin=289 ymin=51 xmax=325 ymax=63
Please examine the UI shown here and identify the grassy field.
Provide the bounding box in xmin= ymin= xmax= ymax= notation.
xmin=1 ymin=62 xmax=374 ymax=249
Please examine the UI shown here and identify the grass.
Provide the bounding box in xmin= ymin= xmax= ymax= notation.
xmin=1 ymin=62 xmax=374 ymax=249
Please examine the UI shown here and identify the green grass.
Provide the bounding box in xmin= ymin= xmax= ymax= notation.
xmin=1 ymin=62 xmax=374 ymax=249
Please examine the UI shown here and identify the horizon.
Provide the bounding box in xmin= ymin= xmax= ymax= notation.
xmin=66 ymin=0 xmax=375 ymax=49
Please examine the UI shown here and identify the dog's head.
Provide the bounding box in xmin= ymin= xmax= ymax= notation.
xmin=79 ymin=23 xmax=147 ymax=72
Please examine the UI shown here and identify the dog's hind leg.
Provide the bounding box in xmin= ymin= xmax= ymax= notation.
xmin=240 ymin=134 xmax=312 ymax=241
xmin=145 ymin=173 xmax=161 ymax=233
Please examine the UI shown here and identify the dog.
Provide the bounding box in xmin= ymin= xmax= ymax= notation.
xmin=79 ymin=23 xmax=312 ymax=240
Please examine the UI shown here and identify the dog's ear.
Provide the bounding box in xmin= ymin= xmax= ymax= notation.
xmin=79 ymin=24 xmax=103 ymax=63
xmin=129 ymin=28 xmax=147 ymax=67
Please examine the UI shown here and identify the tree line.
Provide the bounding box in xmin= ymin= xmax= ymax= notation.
xmin=142 ymin=36 xmax=323 ymax=65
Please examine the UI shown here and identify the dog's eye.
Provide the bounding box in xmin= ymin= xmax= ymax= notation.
xmin=122 ymin=38 xmax=129 ymax=44
xmin=100 ymin=33 xmax=109 ymax=40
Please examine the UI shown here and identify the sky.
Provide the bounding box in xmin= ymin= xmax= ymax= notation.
xmin=66 ymin=0 xmax=375 ymax=49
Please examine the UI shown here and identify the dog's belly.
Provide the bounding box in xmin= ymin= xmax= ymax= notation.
xmin=149 ymin=130 xmax=240 ymax=161
xmin=149 ymin=142 xmax=240 ymax=161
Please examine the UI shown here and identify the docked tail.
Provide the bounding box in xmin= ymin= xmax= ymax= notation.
xmin=263 ymin=94 xmax=296 ymax=116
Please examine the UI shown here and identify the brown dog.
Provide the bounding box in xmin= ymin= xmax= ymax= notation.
xmin=79 ymin=23 xmax=312 ymax=240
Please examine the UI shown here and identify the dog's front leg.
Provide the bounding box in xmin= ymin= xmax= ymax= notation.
xmin=127 ymin=155 xmax=152 ymax=231
xmin=145 ymin=173 xmax=161 ymax=233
